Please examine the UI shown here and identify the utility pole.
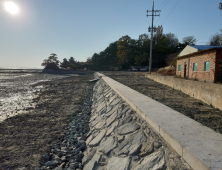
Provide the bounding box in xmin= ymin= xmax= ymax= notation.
xmin=147 ymin=1 xmax=161 ymax=74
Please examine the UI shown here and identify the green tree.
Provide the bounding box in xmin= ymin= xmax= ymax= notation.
xmin=134 ymin=34 xmax=150 ymax=66
xmin=164 ymin=33 xmax=179 ymax=48
xmin=41 ymin=53 xmax=60 ymax=67
xmin=68 ymin=57 xmax=78 ymax=69
xmin=60 ymin=58 xmax=69 ymax=69
xmin=88 ymin=41 xmax=118 ymax=71
xmin=117 ymin=35 xmax=135 ymax=69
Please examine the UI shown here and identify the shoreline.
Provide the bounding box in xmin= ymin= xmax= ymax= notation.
xmin=0 ymin=73 xmax=93 ymax=169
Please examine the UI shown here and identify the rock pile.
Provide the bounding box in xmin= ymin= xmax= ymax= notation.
xmin=39 ymin=83 xmax=94 ymax=170
xmin=82 ymin=79 xmax=190 ymax=170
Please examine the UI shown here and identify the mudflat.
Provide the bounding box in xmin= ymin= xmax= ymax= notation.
xmin=0 ymin=72 xmax=93 ymax=169
xmin=102 ymin=71 xmax=222 ymax=134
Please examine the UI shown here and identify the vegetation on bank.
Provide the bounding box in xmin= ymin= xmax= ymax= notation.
xmin=42 ymin=27 xmax=222 ymax=71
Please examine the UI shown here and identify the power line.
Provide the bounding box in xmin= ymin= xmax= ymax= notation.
xmin=161 ymin=0 xmax=180 ymax=24
xmin=159 ymin=0 xmax=167 ymax=9
xmin=160 ymin=0 xmax=171 ymax=10
xmin=146 ymin=1 xmax=161 ymax=74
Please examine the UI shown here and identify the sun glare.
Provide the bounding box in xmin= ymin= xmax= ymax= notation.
xmin=4 ymin=1 xmax=19 ymax=15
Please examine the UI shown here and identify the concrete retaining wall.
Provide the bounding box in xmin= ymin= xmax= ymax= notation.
xmin=145 ymin=74 xmax=222 ymax=111
xmin=96 ymin=72 xmax=222 ymax=170
xmin=82 ymin=75 xmax=191 ymax=170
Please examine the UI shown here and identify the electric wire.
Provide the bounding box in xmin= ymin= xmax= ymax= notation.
xmin=161 ymin=0 xmax=181 ymax=24
xmin=158 ymin=0 xmax=166 ymax=9
xmin=160 ymin=0 xmax=171 ymax=10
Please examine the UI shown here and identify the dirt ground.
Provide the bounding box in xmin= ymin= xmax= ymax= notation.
xmin=102 ymin=71 xmax=222 ymax=134
xmin=0 ymin=73 xmax=93 ymax=170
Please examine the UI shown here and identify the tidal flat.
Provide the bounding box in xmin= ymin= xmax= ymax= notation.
xmin=0 ymin=70 xmax=93 ymax=169
xmin=0 ymin=71 xmax=79 ymax=122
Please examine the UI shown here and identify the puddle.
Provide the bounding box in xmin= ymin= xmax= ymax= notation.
xmin=0 ymin=72 xmax=75 ymax=122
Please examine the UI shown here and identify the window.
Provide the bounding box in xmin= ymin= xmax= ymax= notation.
xmin=178 ymin=65 xmax=182 ymax=71
xmin=193 ymin=63 xmax=197 ymax=71
xmin=204 ymin=61 xmax=210 ymax=71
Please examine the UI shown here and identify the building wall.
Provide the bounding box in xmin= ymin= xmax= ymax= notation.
xmin=176 ymin=51 xmax=216 ymax=82
xmin=215 ymin=51 xmax=222 ymax=82
xmin=176 ymin=58 xmax=189 ymax=78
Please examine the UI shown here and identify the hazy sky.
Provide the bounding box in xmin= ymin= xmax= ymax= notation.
xmin=0 ymin=0 xmax=221 ymax=68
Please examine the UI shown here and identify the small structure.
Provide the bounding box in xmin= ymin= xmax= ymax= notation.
xmin=176 ymin=45 xmax=222 ymax=82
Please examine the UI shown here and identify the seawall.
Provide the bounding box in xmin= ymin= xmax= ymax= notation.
xmin=145 ymin=74 xmax=222 ymax=111
xmin=89 ymin=72 xmax=222 ymax=170
xmin=83 ymin=74 xmax=190 ymax=170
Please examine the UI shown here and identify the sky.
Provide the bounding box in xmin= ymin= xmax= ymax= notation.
xmin=0 ymin=0 xmax=221 ymax=68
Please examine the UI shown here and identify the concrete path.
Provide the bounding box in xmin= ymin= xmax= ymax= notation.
xmin=96 ymin=72 xmax=222 ymax=170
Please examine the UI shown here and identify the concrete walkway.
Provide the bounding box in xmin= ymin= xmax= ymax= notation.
xmin=96 ymin=72 xmax=222 ymax=170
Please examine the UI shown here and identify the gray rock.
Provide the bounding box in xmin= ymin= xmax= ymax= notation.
xmin=42 ymin=154 xmax=50 ymax=161
xmin=154 ymin=141 xmax=162 ymax=150
xmin=61 ymin=156 xmax=66 ymax=162
xmin=118 ymin=131 xmax=146 ymax=155
xmin=121 ymin=106 xmax=130 ymax=114
xmin=96 ymin=101 xmax=106 ymax=113
xmin=53 ymin=167 xmax=63 ymax=170
xmin=95 ymin=119 xmax=106 ymax=129
xmin=106 ymin=120 xmax=118 ymax=136
xmin=89 ymin=129 xmax=106 ymax=146
xmin=134 ymin=148 xmax=165 ymax=170
xmin=118 ymin=135 xmax=125 ymax=142
xmin=90 ymin=115 xmax=104 ymax=127
xmin=107 ymin=95 xmax=117 ymax=105
xmin=45 ymin=160 xmax=59 ymax=167
xmin=70 ymin=162 xmax=79 ymax=169
xmin=106 ymin=111 xmax=118 ymax=127
xmin=106 ymin=105 xmax=113 ymax=113
xmin=91 ymin=153 xmax=102 ymax=162
xmin=86 ymin=135 xmax=94 ymax=145
xmin=83 ymin=160 xmax=96 ymax=170
xmin=140 ymin=140 xmax=154 ymax=157
xmin=117 ymin=123 xmax=140 ymax=135
xmin=120 ymin=114 xmax=132 ymax=125
xmin=104 ymin=90 xmax=112 ymax=98
xmin=98 ymin=136 xmax=117 ymax=154
xmin=16 ymin=168 xmax=27 ymax=170
xmin=52 ymin=154 xmax=60 ymax=161
xmin=110 ymin=98 xmax=121 ymax=106
xmin=105 ymin=108 xmax=118 ymax=117
xmin=107 ymin=157 xmax=130 ymax=170
xmin=83 ymin=153 xmax=101 ymax=170
xmin=82 ymin=149 xmax=96 ymax=165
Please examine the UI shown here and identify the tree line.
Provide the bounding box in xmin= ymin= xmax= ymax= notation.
xmin=41 ymin=53 xmax=88 ymax=70
xmin=42 ymin=29 xmax=222 ymax=71
xmin=86 ymin=27 xmax=222 ymax=71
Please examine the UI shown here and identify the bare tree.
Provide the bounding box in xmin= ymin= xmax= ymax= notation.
xmin=182 ymin=36 xmax=197 ymax=45
xmin=219 ymin=2 xmax=222 ymax=10
xmin=208 ymin=33 xmax=222 ymax=46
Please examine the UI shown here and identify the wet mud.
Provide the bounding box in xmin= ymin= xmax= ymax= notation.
xmin=0 ymin=72 xmax=93 ymax=169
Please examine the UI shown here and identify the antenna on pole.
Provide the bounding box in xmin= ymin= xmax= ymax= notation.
xmin=146 ymin=1 xmax=161 ymax=74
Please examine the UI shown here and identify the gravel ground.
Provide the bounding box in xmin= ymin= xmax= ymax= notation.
xmin=101 ymin=71 xmax=222 ymax=134
xmin=0 ymin=72 xmax=93 ymax=169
